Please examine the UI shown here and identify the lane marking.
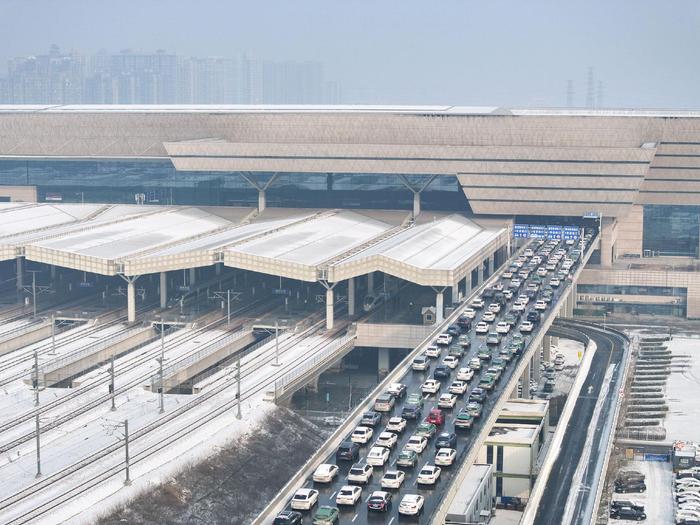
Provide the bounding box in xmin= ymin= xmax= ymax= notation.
xmin=330 ymin=491 xmax=336 ymax=499
xmin=352 ymin=514 xmax=358 ymax=522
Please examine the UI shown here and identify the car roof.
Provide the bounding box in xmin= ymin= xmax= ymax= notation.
xmin=295 ymin=488 xmax=315 ymax=495
xmin=402 ymin=494 xmax=421 ymax=502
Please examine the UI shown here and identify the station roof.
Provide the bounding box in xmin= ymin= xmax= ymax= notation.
xmin=1 ymin=203 xmax=507 ymax=288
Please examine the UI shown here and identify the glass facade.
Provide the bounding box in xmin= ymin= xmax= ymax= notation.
xmin=0 ymin=159 xmax=466 ymax=211
xmin=643 ymin=204 xmax=700 ymax=258
xmin=577 ymin=283 xmax=687 ymax=317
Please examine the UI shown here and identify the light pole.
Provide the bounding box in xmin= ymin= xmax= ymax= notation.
xmin=110 ymin=355 xmax=116 ymax=411
xmin=27 ymin=269 xmax=40 ymax=317
xmin=35 ymin=412 xmax=41 ymax=478
xmin=123 ymin=419 xmax=131 ymax=485
xmin=227 ymin=289 xmax=231 ymax=325
xmin=236 ymin=357 xmax=242 ymax=420
xmin=50 ymin=313 xmax=56 ymax=355
xmin=159 ymin=320 xmax=165 ymax=413
xmin=33 ymin=350 xmax=40 ymax=407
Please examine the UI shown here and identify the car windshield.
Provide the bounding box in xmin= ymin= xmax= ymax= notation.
xmin=349 ymin=468 xmax=363 ymax=475
xmin=420 ymin=469 xmax=432 ymax=475
xmin=293 ymin=494 xmax=307 ymax=500
xmin=339 ymin=489 xmax=353 ymax=496
xmin=385 ymin=473 xmax=398 ymax=479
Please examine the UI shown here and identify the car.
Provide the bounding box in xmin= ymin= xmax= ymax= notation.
xmin=470 ymin=298 xmax=485 ymax=309
xmin=492 ymin=282 xmax=504 ymax=291
xmin=425 ymin=345 xmax=441 ymax=358
xmin=313 ymin=463 xmax=339 ymax=483
xmin=360 ymin=411 xmax=382 ymax=427
xmin=274 ymin=510 xmax=303 ymax=525
xmin=537 ymin=267 xmax=548 ymax=277
xmin=424 ymin=406 xmax=444 ymax=425
xmin=488 ymin=303 xmax=502 ymax=313
xmin=367 ymin=491 xmax=392 ymax=512
xmin=457 ymin=367 xmax=474 ymax=382
xmin=549 ymin=278 xmax=561 ymax=287
xmin=312 ymin=506 xmax=339 ymax=525
xmin=374 ymin=393 xmax=395 ymax=412
xmin=435 ymin=447 xmax=457 ymax=466
xmin=486 ymin=332 xmax=501 ymax=345
xmin=535 ymin=300 xmax=547 ymax=311
xmin=455 ymin=408 xmax=474 ymax=429
xmin=463 ymin=307 xmax=477 ymax=319
xmin=466 ymin=401 xmax=483 ymax=418
xmin=527 ymin=310 xmax=541 ymax=323
xmin=496 ymin=321 xmax=511 ymax=334
xmin=402 ymin=404 xmax=422 ymax=420
xmin=405 ymin=434 xmax=429 ymax=453
xmin=449 ymin=345 xmax=466 ymax=358
xmin=381 ymin=470 xmax=406 ymax=489
xmin=417 ymin=464 xmax=442 ymax=485
xmin=387 ymin=382 xmax=407 ymax=399
xmin=475 ymin=321 xmax=490 ymax=334
xmin=366 ymin=446 xmax=390 ymax=466
xmin=433 ymin=364 xmax=451 ymax=379
xmin=512 ymin=301 xmax=526 ymax=312
xmin=335 ymin=485 xmax=362 ymax=506
xmin=422 ymin=379 xmax=441 ymax=394
xmin=609 ymin=505 xmax=646 ymax=520
xmin=503 ymin=289 xmax=514 ymax=300
xmin=412 ymin=355 xmax=430 ymax=371
xmin=502 ymin=270 xmax=514 ymax=279
xmin=614 ymin=480 xmax=647 ymax=493
xmin=416 ymin=422 xmax=438 ymax=438
xmin=386 ymin=417 xmax=407 ymax=433
xmin=443 ymin=355 xmax=460 ymax=369
xmin=510 ymin=278 xmax=522 ymax=288
xmin=436 ymin=333 xmax=452 ymax=346
xmin=336 ymin=440 xmax=360 ymax=461
xmin=478 ymin=347 xmax=492 ymax=360
xmin=449 ymin=380 xmax=468 ymax=395
xmin=546 ymin=263 xmax=557 ymax=271
xmin=520 ymin=321 xmax=534 ymax=333
xmin=610 ymin=500 xmax=645 ymax=512
xmin=479 ymin=374 xmax=496 ymax=390
xmin=407 ymin=392 xmax=424 ymax=407
xmin=375 ymin=431 xmax=398 ymax=449
xmin=458 ymin=334 xmax=471 ymax=348
xmin=482 ymin=311 xmax=496 ymax=323
xmin=469 ymin=358 xmax=481 ymax=371
xmin=435 ymin=431 xmax=457 ymax=449
xmin=291 ymin=488 xmax=319 ymax=510
xmin=518 ymin=294 xmax=530 ymax=304
xmin=389 ymin=446 xmax=416 ymax=468
xmin=446 ymin=325 xmax=461 ymax=337
xmin=492 ymin=356 xmax=507 ymax=369
xmin=347 ymin=463 xmax=373 ymax=484
xmin=470 ymin=386 xmax=487 ymax=403
xmin=438 ymin=393 xmax=458 ymax=408
xmin=399 ymin=494 xmax=425 ymax=516
xmin=350 ymin=426 xmax=374 ymax=445
xmin=498 ymin=348 xmax=513 ymax=362
xmin=504 ymin=312 xmax=519 ymax=326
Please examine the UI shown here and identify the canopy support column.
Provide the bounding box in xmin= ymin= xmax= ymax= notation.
xmin=432 ymin=287 xmax=446 ymax=323
xmin=159 ymin=272 xmax=167 ymax=309
xmin=320 ymin=281 xmax=337 ymax=330
xmin=367 ymin=272 xmax=374 ymax=295
xmin=521 ymin=360 xmax=531 ymax=399
xmin=543 ymin=335 xmax=552 ymax=363
xmin=189 ymin=268 xmax=196 ymax=287
xmin=451 ymin=283 xmax=460 ymax=305
xmin=347 ymin=277 xmax=355 ymax=316
xmin=119 ymin=275 xmax=140 ymax=323
xmin=241 ymin=172 xmax=279 ymax=213
xmin=16 ymin=256 xmax=23 ymax=290
xmin=398 ymin=174 xmax=437 ymax=219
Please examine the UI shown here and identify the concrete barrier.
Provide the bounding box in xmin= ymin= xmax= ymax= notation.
xmin=0 ymin=320 xmax=52 ymax=356
xmin=355 ymin=322 xmax=434 ymax=349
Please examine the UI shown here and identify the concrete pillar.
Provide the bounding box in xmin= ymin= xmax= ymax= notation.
xmin=477 ymin=264 xmax=484 ymax=286
xmin=326 ymin=288 xmax=334 ymax=330
xmin=50 ymin=264 xmax=56 ymax=280
xmin=510 ymin=385 xmax=519 ymax=399
xmin=215 ymin=262 xmax=222 ymax=276
xmin=521 ymin=361 xmax=531 ymax=399
xmin=436 ymin=290 xmax=444 ymax=323
xmin=367 ymin=272 xmax=375 ymax=295
xmin=464 ymin=275 xmax=471 ymax=298
xmin=451 ymin=284 xmax=460 ymax=304
xmin=159 ymin=272 xmax=168 ymax=308
xmin=378 ymin=348 xmax=390 ymax=373
xmin=413 ymin=192 xmax=421 ymax=217
xmin=189 ymin=268 xmax=196 ymax=286
xmin=532 ymin=345 xmax=541 ymax=382
xmin=488 ymin=255 xmax=494 ymax=277
xmin=16 ymin=257 xmax=23 ymax=290
xmin=543 ymin=335 xmax=552 ymax=362
xmin=348 ymin=277 xmax=355 ymax=316
xmin=127 ymin=280 xmax=136 ymax=323
xmin=258 ymin=190 xmax=266 ymax=212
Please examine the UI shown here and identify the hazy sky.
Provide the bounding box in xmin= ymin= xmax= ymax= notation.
xmin=2 ymin=0 xmax=699 ymax=108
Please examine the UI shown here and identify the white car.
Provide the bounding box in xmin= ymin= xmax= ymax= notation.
xmin=347 ymin=463 xmax=373 ymax=484
xmin=438 ymin=393 xmax=458 ymax=409
xmin=510 ymin=278 xmax=522 ymax=287
xmin=488 ymin=303 xmax=501 ymax=313
xmin=535 ymin=300 xmax=547 ymax=311
xmin=482 ymin=311 xmax=496 ymax=323
xmin=502 ymin=271 xmax=513 ymax=279
xmin=380 ymin=470 xmax=406 ymax=489
xmin=351 ymin=426 xmax=373 ymax=444
xmin=475 ymin=322 xmax=489 ymax=334
xmin=425 ymin=345 xmax=441 ymax=358
xmin=512 ymin=301 xmax=526 ymax=312
xmin=470 ymin=298 xmax=485 ymax=309
xmin=290 ymin=488 xmax=319 ymax=510
xmin=312 ymin=463 xmax=339 ymax=483
xmin=457 ymin=367 xmax=474 ymax=381
xmin=398 ymin=494 xmax=425 ymax=516
xmin=496 ymin=321 xmax=510 ymax=334
xmin=366 ymin=446 xmax=390 ymax=466
xmin=436 ymin=333 xmax=452 ymax=346
xmin=462 ymin=308 xmax=476 ymax=319
xmin=449 ymin=380 xmax=468 ymax=395
xmin=524 ymin=249 xmax=534 ymax=257
xmin=492 ymin=282 xmax=504 ymax=291
xmin=549 ymin=278 xmax=561 ymax=287
xmin=442 ymin=355 xmax=459 ymax=369
xmin=546 ymin=263 xmax=557 ymax=271
xmin=518 ymin=294 xmax=530 ymax=304
xmin=375 ymin=431 xmax=398 ymax=449
xmin=405 ymin=435 xmax=428 ymax=453
xmin=537 ymin=267 xmax=548 ymax=277
xmin=417 ymin=464 xmax=442 ymax=485
xmin=520 ymin=321 xmax=534 ymax=333
xmin=435 ymin=448 xmax=457 ymax=466
xmin=503 ymin=289 xmax=514 ymax=300
xmin=422 ymin=379 xmax=441 ymax=394
xmin=335 ymin=485 xmax=362 ymax=506
xmin=412 ymin=355 xmax=430 ymax=371
xmin=469 ymin=358 xmax=481 ymax=371
xmin=386 ymin=417 xmax=407 ymax=433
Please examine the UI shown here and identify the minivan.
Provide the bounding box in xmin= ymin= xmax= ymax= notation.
xmin=412 ymin=355 xmax=430 ymax=371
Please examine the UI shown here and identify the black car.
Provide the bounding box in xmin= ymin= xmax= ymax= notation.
xmin=525 ymin=288 xmax=538 ymax=298
xmin=435 ymin=432 xmax=457 ymax=449
xmin=402 ymin=404 xmax=422 ymax=420
xmin=433 ymin=365 xmax=451 ymax=379
xmin=273 ymin=510 xmax=303 ymax=525
xmin=469 ymin=388 xmax=486 ymax=403
xmin=457 ymin=315 xmax=472 ymax=331
xmin=367 ymin=491 xmax=392 ymax=512
xmin=611 ymin=500 xmax=645 ymax=512
xmin=526 ymin=310 xmax=541 ymax=323
xmin=482 ymin=288 xmax=496 ymax=299
xmin=614 ymin=480 xmax=647 ymax=493
xmin=609 ymin=505 xmax=646 ymax=520
xmin=336 ymin=441 xmax=360 ymax=462
xmin=360 ymin=411 xmax=382 ymax=427
xmin=447 ymin=324 xmax=460 ymax=337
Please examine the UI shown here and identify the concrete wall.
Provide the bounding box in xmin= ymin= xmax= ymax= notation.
xmin=355 ymin=322 xmax=434 ymax=349
xmin=615 ymin=205 xmax=644 ymax=257
xmin=0 ymin=185 xmax=37 ymax=202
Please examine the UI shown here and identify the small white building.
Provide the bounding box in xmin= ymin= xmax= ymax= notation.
xmin=445 ymin=463 xmax=494 ymax=524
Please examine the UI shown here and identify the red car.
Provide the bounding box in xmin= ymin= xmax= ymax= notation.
xmin=425 ymin=408 xmax=444 ymax=426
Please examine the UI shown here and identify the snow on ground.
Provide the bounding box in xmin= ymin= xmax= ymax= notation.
xmin=550 ymin=338 xmax=584 ymax=396
xmin=491 ymin=509 xmax=523 ymax=524
xmin=662 ymin=333 xmax=700 ymax=442
xmin=609 ymin=459 xmax=674 ymax=525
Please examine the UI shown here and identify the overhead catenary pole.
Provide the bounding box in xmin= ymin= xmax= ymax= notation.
xmin=33 ymin=350 xmax=39 ymax=407
xmin=35 ymin=412 xmax=41 ymax=478
xmin=159 ymin=321 xmax=165 ymax=413
xmin=110 ymin=355 xmax=116 ymax=411
xmin=50 ymin=313 xmax=56 ymax=355
xmin=227 ymin=289 xmax=231 ymax=325
xmin=274 ymin=320 xmax=280 ymax=366
xmin=124 ymin=419 xmax=131 ymax=485
xmin=236 ymin=357 xmax=242 ymax=420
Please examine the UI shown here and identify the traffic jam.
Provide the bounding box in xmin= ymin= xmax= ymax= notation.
xmin=273 ymin=231 xmax=593 ymax=525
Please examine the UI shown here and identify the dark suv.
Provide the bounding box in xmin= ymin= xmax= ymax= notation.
xmin=273 ymin=510 xmax=303 ymax=525
xmin=527 ymin=310 xmax=541 ymax=323
xmin=336 ymin=441 xmax=360 ymax=462
xmin=402 ymin=404 xmax=422 ymax=420
xmin=609 ymin=505 xmax=646 ymax=520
